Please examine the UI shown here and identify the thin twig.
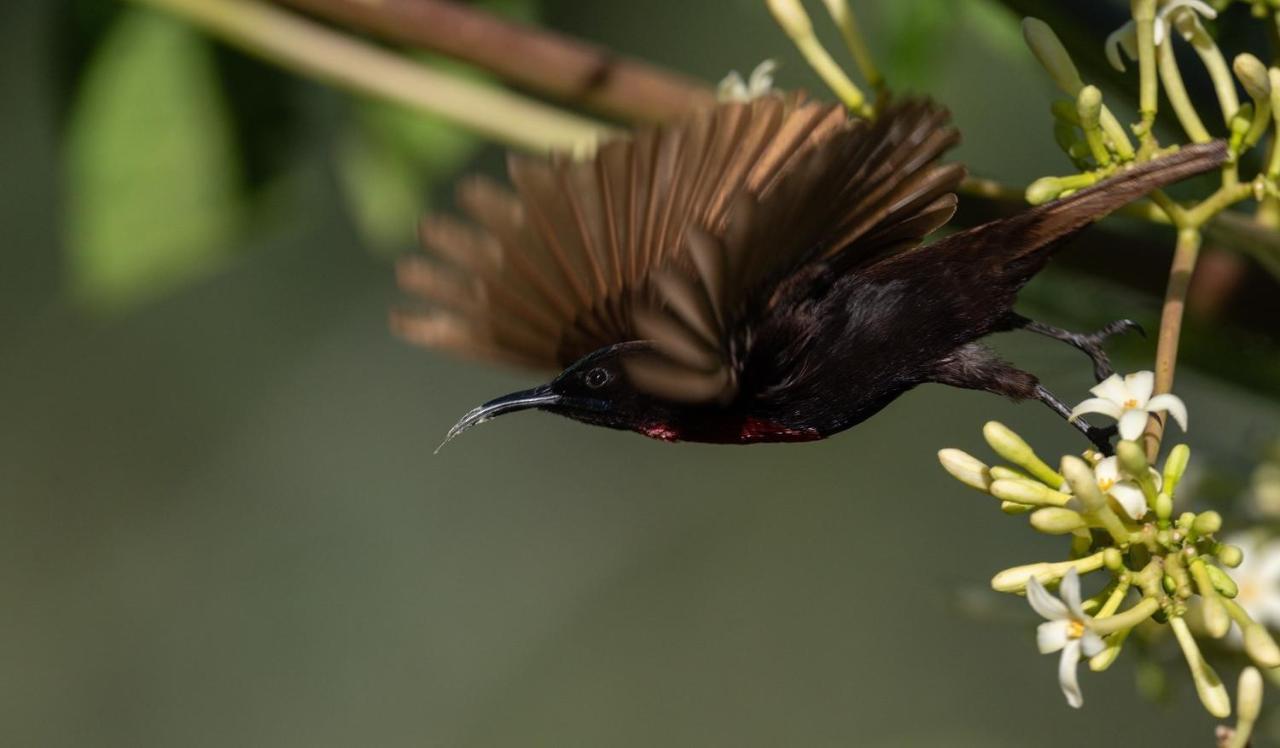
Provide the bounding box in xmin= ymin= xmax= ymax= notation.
xmin=130 ymin=0 xmax=613 ymax=153
xmin=270 ymin=0 xmax=715 ymax=123
xmin=1144 ymin=227 xmax=1202 ymax=460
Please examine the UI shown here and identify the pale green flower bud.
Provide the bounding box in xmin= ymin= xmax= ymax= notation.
xmin=1237 ymin=667 xmax=1264 ymax=724
xmin=1026 ymin=176 xmax=1064 ymax=205
xmin=1245 ymin=624 xmax=1280 ymax=668
xmin=1116 ymin=440 xmax=1149 ymax=478
xmin=989 ymin=466 xmax=1032 ymax=482
xmin=1235 ymin=53 xmax=1271 ymax=103
xmin=938 ymin=448 xmax=992 ymax=491
xmin=1030 ymin=507 xmax=1087 ymax=534
xmin=1193 ymin=510 xmax=1223 ymax=536
xmin=1170 ymin=616 xmax=1232 ymax=718
xmin=1163 ymin=444 xmax=1191 ymax=496
xmin=1154 ymin=492 xmax=1173 ymax=521
xmin=1205 ymin=564 xmax=1238 ymax=598
xmin=1178 ymin=511 xmax=1196 ymax=531
xmin=1000 ymin=500 xmax=1033 ymax=515
xmin=1061 ymin=455 xmax=1106 ymax=513
xmin=1022 ymin=18 xmax=1085 ymax=95
xmin=982 ymin=422 xmax=1062 ymax=486
xmin=1218 ymin=544 xmax=1244 ymax=568
xmin=991 ymin=552 xmax=1106 ymax=593
xmin=990 ymin=479 xmax=1071 ymax=508
xmin=1103 ymin=547 xmax=1123 ymax=571
xmin=1201 ymin=597 xmax=1231 ymax=639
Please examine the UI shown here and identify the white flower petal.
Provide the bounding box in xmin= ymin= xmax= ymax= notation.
xmin=1124 ymin=371 xmax=1154 ymax=406
xmin=1060 ymin=568 xmax=1086 ymax=620
xmin=1091 ymin=374 xmax=1129 ymax=404
xmin=746 ymin=59 xmax=777 ymax=96
xmin=1070 ymin=398 xmax=1122 ymax=422
xmin=1094 ymin=456 xmax=1120 ymax=483
xmin=1110 ymin=480 xmax=1149 ymax=520
xmin=1118 ymin=408 xmax=1149 ymax=441
xmin=1058 ymin=639 xmax=1085 ymax=708
xmin=1081 ymin=631 xmax=1106 ymax=658
xmin=1027 ymin=576 xmax=1070 ymax=621
xmin=1104 ymin=23 xmax=1134 ymax=72
xmin=1038 ymin=620 xmax=1070 ymax=654
xmin=1161 ymin=0 xmax=1218 ymax=23
xmin=1152 ymin=17 xmax=1166 ymax=47
xmin=1146 ymin=393 xmax=1187 ymax=432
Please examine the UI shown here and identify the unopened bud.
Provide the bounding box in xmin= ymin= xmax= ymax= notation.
xmin=991 ymin=553 xmax=1106 ymax=593
xmin=1103 ymin=547 xmax=1123 ymax=571
xmin=1026 ymin=176 xmax=1064 ymax=205
xmin=1201 ymin=596 xmax=1230 ymax=639
xmin=990 ymin=479 xmax=1071 ymax=508
xmin=1154 ymin=492 xmax=1173 ymax=521
xmin=1030 ymin=507 xmax=1087 ymax=534
xmin=1170 ymin=617 xmax=1232 ymax=718
xmin=982 ymin=422 xmax=1062 ymax=486
xmin=1162 ymin=444 xmax=1191 ymax=495
xmin=1000 ymin=500 xmax=1033 ymax=515
xmin=1193 ymin=510 xmax=1223 ymax=536
xmin=1237 ymin=667 xmax=1264 ymax=724
xmin=1076 ymin=85 xmax=1102 ymax=125
xmin=1218 ymin=544 xmax=1244 ymax=568
xmin=1062 ymin=455 xmax=1106 ymax=513
xmin=1022 ymin=18 xmax=1085 ymax=95
xmin=1116 ymin=440 xmax=1149 ymax=479
xmin=938 ymin=448 xmax=992 ymax=491
xmin=1205 ymin=564 xmax=1238 ymax=598
xmin=1178 ymin=511 xmax=1196 ymax=531
xmin=1245 ymin=623 xmax=1280 ymax=668
xmin=1236 ymin=53 xmax=1271 ymax=102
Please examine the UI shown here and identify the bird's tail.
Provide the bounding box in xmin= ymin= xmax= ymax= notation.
xmin=997 ymin=141 xmax=1228 ymax=262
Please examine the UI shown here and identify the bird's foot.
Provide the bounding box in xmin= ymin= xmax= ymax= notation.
xmin=1019 ymin=317 xmax=1144 ymax=383
xmin=1074 ymin=320 xmax=1145 ymax=382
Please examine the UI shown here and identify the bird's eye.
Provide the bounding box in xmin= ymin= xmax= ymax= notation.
xmin=585 ymin=367 xmax=611 ymax=389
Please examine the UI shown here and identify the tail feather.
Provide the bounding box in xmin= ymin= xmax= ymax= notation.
xmin=1009 ymin=140 xmax=1228 ymax=258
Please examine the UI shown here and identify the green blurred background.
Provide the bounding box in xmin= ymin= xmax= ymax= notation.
xmin=3 ymin=0 xmax=1279 ymax=745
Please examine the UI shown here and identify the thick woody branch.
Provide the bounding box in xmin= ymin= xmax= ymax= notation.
xmin=271 ymin=0 xmax=716 ymax=122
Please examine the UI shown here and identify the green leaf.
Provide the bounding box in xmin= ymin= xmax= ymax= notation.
xmin=65 ymin=8 xmax=243 ymax=312
xmin=336 ymin=0 xmax=537 ymax=255
xmin=337 ymin=97 xmax=479 ymax=255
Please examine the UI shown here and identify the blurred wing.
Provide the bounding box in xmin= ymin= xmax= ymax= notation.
xmin=393 ymin=94 xmax=846 ymax=372
xmin=627 ymin=99 xmax=965 ymax=403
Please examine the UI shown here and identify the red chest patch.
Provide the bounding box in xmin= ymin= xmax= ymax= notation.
xmin=738 ymin=418 xmax=822 ymax=443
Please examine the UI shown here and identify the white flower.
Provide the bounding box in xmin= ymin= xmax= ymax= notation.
xmin=717 ymin=60 xmax=778 ymax=102
xmin=1104 ymin=1 xmax=1216 ymax=72
xmin=1226 ymin=532 xmax=1280 ymax=632
xmin=1027 ymin=569 xmax=1105 ymax=709
xmin=1093 ymin=456 xmax=1157 ymax=520
xmin=1069 ymin=371 xmax=1188 ymax=442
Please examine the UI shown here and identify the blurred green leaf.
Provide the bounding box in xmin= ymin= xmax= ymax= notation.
xmin=337 ymin=96 xmax=479 ymax=255
xmin=65 ymin=8 xmax=243 ymax=312
xmin=880 ymin=0 xmax=962 ymax=89
xmin=336 ymin=0 xmax=536 ymax=255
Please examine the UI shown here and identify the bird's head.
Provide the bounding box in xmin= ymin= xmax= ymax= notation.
xmin=438 ymin=341 xmax=681 ymax=449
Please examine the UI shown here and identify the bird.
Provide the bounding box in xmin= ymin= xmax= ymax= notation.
xmin=391 ymin=93 xmax=1226 ymax=451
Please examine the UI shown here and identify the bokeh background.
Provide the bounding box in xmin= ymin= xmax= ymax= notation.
xmin=4 ymin=1 xmax=1280 ymax=745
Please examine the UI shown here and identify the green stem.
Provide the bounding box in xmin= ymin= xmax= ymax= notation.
xmin=1091 ymin=596 xmax=1159 ymax=635
xmin=130 ymin=0 xmax=613 ymax=153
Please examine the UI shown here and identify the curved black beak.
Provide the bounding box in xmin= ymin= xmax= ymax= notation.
xmin=436 ymin=384 xmax=561 ymax=452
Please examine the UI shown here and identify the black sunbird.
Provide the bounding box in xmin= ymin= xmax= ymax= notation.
xmin=392 ymin=95 xmax=1226 ymax=450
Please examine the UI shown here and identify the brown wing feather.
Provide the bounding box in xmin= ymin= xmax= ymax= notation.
xmin=394 ymin=95 xmax=962 ymax=407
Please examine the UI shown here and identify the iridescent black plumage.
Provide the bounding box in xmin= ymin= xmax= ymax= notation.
xmin=393 ymin=95 xmax=1226 ymax=448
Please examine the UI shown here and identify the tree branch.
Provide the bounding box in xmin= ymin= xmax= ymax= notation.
xmin=270 ymin=0 xmax=716 ymax=123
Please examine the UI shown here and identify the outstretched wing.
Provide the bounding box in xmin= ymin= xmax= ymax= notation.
xmin=393 ymin=94 xmax=847 ymax=370
xmin=393 ymin=96 xmax=963 ymax=404
xmin=625 ymin=99 xmax=966 ymax=403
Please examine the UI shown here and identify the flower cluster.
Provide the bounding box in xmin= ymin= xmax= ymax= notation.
xmin=939 ymin=372 xmax=1280 ymax=718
